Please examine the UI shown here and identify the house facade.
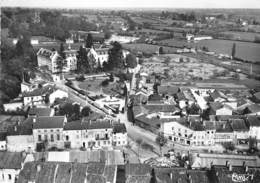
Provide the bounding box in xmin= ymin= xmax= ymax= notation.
xmin=33 ymin=116 xmax=66 ymax=150
xmin=112 ymin=123 xmax=127 ymax=146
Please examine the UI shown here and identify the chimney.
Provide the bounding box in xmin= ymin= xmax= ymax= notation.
xmin=22 ymin=151 xmax=27 ymax=158
xmin=229 ymin=164 xmax=233 ymax=172
xmin=245 ymin=166 xmax=249 ymax=173
xmin=37 ymin=164 xmax=41 ymax=172
xmin=226 ymin=161 xmax=230 ymax=168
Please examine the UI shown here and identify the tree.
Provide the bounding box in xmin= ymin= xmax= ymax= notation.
xmin=125 ymin=53 xmax=137 ymax=68
xmin=81 ymin=106 xmax=91 ymax=117
xmin=231 ymin=43 xmax=236 ymax=58
xmin=156 ymin=133 xmax=167 ymax=156
xmin=222 ymin=142 xmax=235 ymax=151
xmin=59 ymin=43 xmax=65 ymax=59
xmin=85 ymin=33 xmax=93 ymax=48
xmin=150 ymin=168 xmax=157 ymax=183
xmin=107 ymin=41 xmax=125 ymax=70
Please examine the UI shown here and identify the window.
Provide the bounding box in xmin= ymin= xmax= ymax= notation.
xmin=118 ymin=141 xmax=120 ymax=145
xmin=172 ymin=127 xmax=174 ymax=131
xmin=57 ymin=129 xmax=59 ymax=132
xmin=98 ymin=141 xmax=100 ymax=146
xmin=8 ymin=174 xmax=11 ymax=180
xmin=44 ymin=135 xmax=48 ymax=141
xmin=104 ymin=141 xmax=106 ymax=145
xmin=50 ymin=130 xmax=53 ymax=132
xmin=50 ymin=134 xmax=54 ymax=142
xmin=76 ymin=135 xmax=79 ymax=139
xmin=57 ymin=134 xmax=60 ymax=141
xmin=66 ymin=135 xmax=69 ymax=141
xmin=38 ymin=135 xmax=42 ymax=141
xmin=108 ymin=141 xmax=110 ymax=144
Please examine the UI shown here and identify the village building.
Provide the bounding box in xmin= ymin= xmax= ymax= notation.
xmin=81 ymin=119 xmax=113 ymax=149
xmin=17 ymin=162 xmax=117 ymax=183
xmin=63 ymin=120 xmax=82 ymax=149
xmin=246 ymin=116 xmax=260 ymax=147
xmin=28 ymin=107 xmax=54 ymax=117
xmin=22 ymin=85 xmax=54 ymax=107
xmin=0 ymin=132 xmax=7 ymax=151
xmin=112 ymin=123 xmax=127 ymax=146
xmin=32 ymin=116 xmax=66 ymax=150
xmin=48 ymin=89 xmax=68 ymax=104
xmin=214 ymin=121 xmax=234 ymax=144
xmin=63 ymin=49 xmax=78 ymax=71
xmin=230 ymin=119 xmax=249 ymax=145
xmin=87 ymin=47 xmax=109 ymax=66
xmin=3 ymin=98 xmax=23 ymax=112
xmin=6 ymin=117 xmax=34 ymax=152
xmin=0 ymin=152 xmax=27 ymax=183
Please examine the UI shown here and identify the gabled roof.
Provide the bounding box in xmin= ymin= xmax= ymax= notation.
xmin=113 ymin=123 xmax=127 ymax=133
xmin=33 ymin=116 xmax=65 ymax=129
xmin=144 ymin=104 xmax=179 ymax=113
xmin=63 ymin=120 xmax=82 ymax=131
xmin=247 ymin=104 xmax=260 ymax=113
xmin=0 ymin=152 xmax=26 ymax=169
xmin=158 ymin=85 xmax=179 ymax=95
xmin=230 ymin=119 xmax=248 ymax=131
xmin=82 ymin=120 xmax=113 ymax=130
xmin=209 ymin=102 xmax=223 ymax=111
xmin=23 ymin=85 xmax=54 ymax=97
xmin=247 ymin=116 xmax=260 ymax=127
xmin=210 ymin=90 xmax=223 ymax=100
xmin=254 ymin=92 xmax=260 ymax=100
xmin=17 ymin=162 xmax=116 ymax=183
xmin=28 ymin=107 xmax=53 ymax=116
xmin=7 ymin=117 xmax=33 ymax=136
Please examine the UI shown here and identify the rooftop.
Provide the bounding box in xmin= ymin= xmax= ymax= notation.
xmin=28 ymin=107 xmax=53 ymax=117
xmin=33 ymin=116 xmax=65 ymax=129
xmin=82 ymin=119 xmax=113 ymax=130
xmin=17 ymin=162 xmax=116 ymax=183
xmin=230 ymin=119 xmax=248 ymax=131
xmin=0 ymin=152 xmax=26 ymax=169
xmin=23 ymin=85 xmax=54 ymax=97
xmin=63 ymin=120 xmax=82 ymax=131
xmin=113 ymin=123 xmax=127 ymax=133
xmin=247 ymin=116 xmax=260 ymax=127
xmin=158 ymin=85 xmax=179 ymax=95
xmin=7 ymin=117 xmax=33 ymax=135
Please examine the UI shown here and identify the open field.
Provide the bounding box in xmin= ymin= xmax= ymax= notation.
xmin=221 ymin=31 xmax=260 ymax=42
xmin=140 ymin=54 xmax=232 ymax=81
xmin=123 ymin=43 xmax=178 ymax=54
xmin=190 ymin=39 xmax=260 ymax=63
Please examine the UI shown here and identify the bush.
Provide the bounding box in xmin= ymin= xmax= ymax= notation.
xmin=222 ymin=142 xmax=235 ymax=151
xmin=101 ymin=79 xmax=109 ymax=87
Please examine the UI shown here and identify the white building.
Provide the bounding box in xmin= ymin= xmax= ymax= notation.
xmin=106 ymin=34 xmax=139 ymax=44
xmin=112 ymin=123 xmax=127 ymax=146
xmin=63 ymin=121 xmax=82 ymax=149
xmin=6 ymin=117 xmax=34 ymax=152
xmin=63 ymin=49 xmax=78 ymax=72
xmin=22 ymin=85 xmax=54 ymax=106
xmin=0 ymin=152 xmax=27 ymax=183
xmin=87 ymin=47 xmax=109 ymax=66
xmin=49 ymin=89 xmax=68 ymax=104
xmin=3 ymin=98 xmax=23 ymax=112
xmin=247 ymin=116 xmax=260 ymax=147
xmin=33 ymin=116 xmax=66 ymax=150
xmin=81 ymin=119 xmax=113 ymax=149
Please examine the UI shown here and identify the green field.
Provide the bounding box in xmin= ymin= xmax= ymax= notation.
xmin=123 ymin=43 xmax=178 ymax=54
xmin=221 ymin=31 xmax=260 ymax=42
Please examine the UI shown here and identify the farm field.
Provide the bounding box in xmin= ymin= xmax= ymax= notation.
xmin=221 ymin=31 xmax=260 ymax=42
xmin=123 ymin=43 xmax=178 ymax=54
xmin=190 ymin=39 xmax=260 ymax=63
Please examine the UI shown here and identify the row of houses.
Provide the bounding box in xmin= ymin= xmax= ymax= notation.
xmin=3 ymin=82 xmax=68 ymax=112
xmin=0 ymin=113 xmax=127 ymax=152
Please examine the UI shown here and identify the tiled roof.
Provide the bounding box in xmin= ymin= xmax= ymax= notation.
xmin=28 ymin=107 xmax=52 ymax=116
xmin=230 ymin=119 xmax=248 ymax=131
xmin=215 ymin=121 xmax=233 ymax=133
xmin=158 ymin=85 xmax=179 ymax=95
xmin=247 ymin=116 xmax=260 ymax=127
xmin=113 ymin=123 xmax=127 ymax=133
xmin=63 ymin=120 xmax=82 ymax=131
xmin=209 ymin=102 xmax=223 ymax=111
xmin=23 ymin=85 xmax=54 ymax=97
xmin=0 ymin=152 xmax=25 ymax=169
xmin=7 ymin=117 xmax=33 ymax=136
xmin=254 ymin=92 xmax=260 ymax=100
xmin=144 ymin=104 xmax=179 ymax=113
xmin=247 ymin=104 xmax=260 ymax=113
xmin=17 ymin=162 xmax=116 ymax=183
xmin=214 ymin=166 xmax=260 ymax=183
xmin=33 ymin=116 xmax=65 ymax=129
xmin=210 ymin=90 xmax=222 ymax=100
xmin=82 ymin=120 xmax=113 ymax=130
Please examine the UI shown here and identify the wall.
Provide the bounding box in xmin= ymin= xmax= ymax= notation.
xmin=6 ymin=135 xmax=34 ymax=152
xmin=3 ymin=102 xmax=23 ymax=112
xmin=112 ymin=132 xmax=127 ymax=146
xmin=63 ymin=130 xmax=82 ymax=149
xmin=0 ymin=169 xmax=20 ymax=183
xmin=0 ymin=140 xmax=6 ymax=151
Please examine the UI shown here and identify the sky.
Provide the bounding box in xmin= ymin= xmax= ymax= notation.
xmin=1 ymin=0 xmax=260 ymax=9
